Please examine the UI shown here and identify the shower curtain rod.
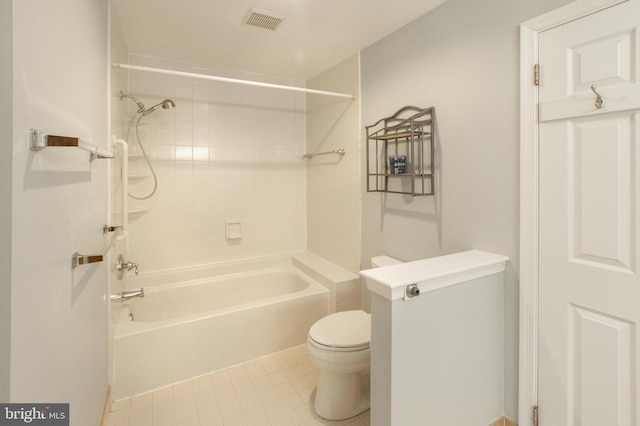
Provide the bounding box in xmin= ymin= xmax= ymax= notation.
xmin=112 ymin=63 xmax=356 ymax=100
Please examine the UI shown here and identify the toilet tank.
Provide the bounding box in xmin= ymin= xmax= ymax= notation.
xmin=361 ymin=255 xmax=403 ymax=313
xmin=370 ymin=255 xmax=403 ymax=268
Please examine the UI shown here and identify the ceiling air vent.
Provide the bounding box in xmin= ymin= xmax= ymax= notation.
xmin=242 ymin=8 xmax=286 ymax=31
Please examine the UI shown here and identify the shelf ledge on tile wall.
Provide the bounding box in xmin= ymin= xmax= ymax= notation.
xmin=128 ymin=208 xmax=150 ymax=216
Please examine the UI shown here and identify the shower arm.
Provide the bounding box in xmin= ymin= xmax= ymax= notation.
xmin=119 ymin=91 xmax=145 ymax=112
xmin=120 ymin=91 xmax=176 ymax=116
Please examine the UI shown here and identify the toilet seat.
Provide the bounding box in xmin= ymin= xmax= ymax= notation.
xmin=308 ymin=310 xmax=370 ymax=351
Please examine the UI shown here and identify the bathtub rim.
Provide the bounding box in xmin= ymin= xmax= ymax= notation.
xmin=114 ymin=264 xmax=328 ymax=338
xmin=113 ymin=250 xmax=361 ymax=335
xmin=124 ymin=252 xmax=296 ymax=290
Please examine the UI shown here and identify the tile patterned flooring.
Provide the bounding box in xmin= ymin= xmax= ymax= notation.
xmin=106 ymin=344 xmax=370 ymax=426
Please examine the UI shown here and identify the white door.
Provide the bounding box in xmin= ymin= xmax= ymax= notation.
xmin=538 ymin=1 xmax=640 ymax=424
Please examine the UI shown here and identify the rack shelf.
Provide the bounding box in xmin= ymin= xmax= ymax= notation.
xmin=368 ymin=130 xmax=429 ymax=141
xmin=365 ymin=106 xmax=435 ymax=196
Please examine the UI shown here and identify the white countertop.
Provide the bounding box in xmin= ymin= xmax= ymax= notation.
xmin=360 ymin=250 xmax=509 ymax=301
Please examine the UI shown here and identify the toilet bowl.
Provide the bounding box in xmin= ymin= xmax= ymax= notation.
xmin=307 ymin=254 xmax=403 ymax=420
xmin=307 ymin=309 xmax=371 ymax=420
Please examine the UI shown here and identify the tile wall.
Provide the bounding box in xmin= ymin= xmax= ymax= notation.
xmin=118 ymin=55 xmax=307 ymax=272
xmin=306 ymin=55 xmax=361 ymax=274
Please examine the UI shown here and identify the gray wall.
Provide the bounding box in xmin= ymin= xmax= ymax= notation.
xmin=0 ymin=0 xmax=13 ymax=403
xmin=360 ymin=0 xmax=573 ymax=419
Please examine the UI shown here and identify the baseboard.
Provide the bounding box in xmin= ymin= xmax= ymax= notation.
xmin=100 ymin=386 xmax=111 ymax=426
xmin=489 ymin=416 xmax=518 ymax=426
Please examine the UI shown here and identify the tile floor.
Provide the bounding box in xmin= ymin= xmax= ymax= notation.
xmin=106 ymin=344 xmax=370 ymax=426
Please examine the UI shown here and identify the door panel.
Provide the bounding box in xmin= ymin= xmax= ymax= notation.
xmin=569 ymin=305 xmax=635 ymax=426
xmin=539 ymin=3 xmax=638 ymax=102
xmin=538 ymin=1 xmax=640 ymax=425
xmin=569 ymin=113 xmax=635 ymax=273
xmin=569 ymin=28 xmax=635 ymax=91
xmin=539 ymin=2 xmax=640 ymax=122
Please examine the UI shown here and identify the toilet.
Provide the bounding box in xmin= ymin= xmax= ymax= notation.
xmin=307 ymin=255 xmax=402 ymax=420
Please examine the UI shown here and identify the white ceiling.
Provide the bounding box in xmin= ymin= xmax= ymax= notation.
xmin=112 ymin=0 xmax=448 ymax=81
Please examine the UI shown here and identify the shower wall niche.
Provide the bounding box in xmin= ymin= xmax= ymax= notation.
xmin=115 ymin=55 xmax=307 ymax=272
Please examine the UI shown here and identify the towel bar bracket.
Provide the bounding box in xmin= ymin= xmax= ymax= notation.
xmin=72 ymin=252 xmax=104 ymax=269
xmin=30 ymin=129 xmax=114 ymax=160
xmin=103 ymin=225 xmax=122 ymax=234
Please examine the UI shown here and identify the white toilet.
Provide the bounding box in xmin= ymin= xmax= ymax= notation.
xmin=307 ymin=309 xmax=371 ymax=420
xmin=307 ymin=255 xmax=402 ymax=420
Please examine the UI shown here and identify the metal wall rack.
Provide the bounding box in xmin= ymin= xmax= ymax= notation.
xmin=365 ymin=106 xmax=435 ymax=196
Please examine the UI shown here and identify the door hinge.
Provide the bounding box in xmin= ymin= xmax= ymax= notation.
xmin=534 ymin=64 xmax=540 ymax=86
xmin=533 ymin=405 xmax=539 ymax=426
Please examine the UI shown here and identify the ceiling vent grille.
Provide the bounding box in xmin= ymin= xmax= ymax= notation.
xmin=242 ymin=8 xmax=286 ymax=31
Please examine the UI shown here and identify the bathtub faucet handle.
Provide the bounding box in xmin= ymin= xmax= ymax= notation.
xmin=115 ymin=255 xmax=140 ymax=279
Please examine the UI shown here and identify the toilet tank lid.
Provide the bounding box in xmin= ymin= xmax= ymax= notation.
xmin=309 ymin=310 xmax=371 ymax=348
xmin=371 ymin=255 xmax=403 ymax=268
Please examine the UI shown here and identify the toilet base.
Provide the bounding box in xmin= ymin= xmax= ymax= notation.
xmin=313 ymin=371 xmax=370 ymax=420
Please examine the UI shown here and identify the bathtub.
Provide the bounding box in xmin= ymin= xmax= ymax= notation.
xmin=113 ymin=254 xmax=330 ymax=399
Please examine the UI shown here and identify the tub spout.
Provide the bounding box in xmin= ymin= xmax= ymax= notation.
xmin=111 ymin=288 xmax=145 ymax=301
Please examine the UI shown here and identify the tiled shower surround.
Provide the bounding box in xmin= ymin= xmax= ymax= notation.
xmin=114 ymin=54 xmax=362 ymax=276
xmin=119 ymin=55 xmax=307 ymax=272
xmin=306 ymin=56 xmax=361 ymax=274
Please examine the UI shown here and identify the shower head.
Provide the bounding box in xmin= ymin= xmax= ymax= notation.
xmin=142 ymin=99 xmax=176 ymax=115
xmin=120 ymin=91 xmax=175 ymax=115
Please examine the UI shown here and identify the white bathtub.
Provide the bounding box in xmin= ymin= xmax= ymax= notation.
xmin=113 ymin=255 xmax=329 ymax=399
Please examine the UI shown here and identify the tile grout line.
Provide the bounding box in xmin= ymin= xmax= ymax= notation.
xmin=107 ymin=344 xmax=370 ymax=426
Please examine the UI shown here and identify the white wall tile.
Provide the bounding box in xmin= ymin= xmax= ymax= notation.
xmin=125 ymin=55 xmax=307 ymax=272
xmin=306 ymin=54 xmax=362 ymax=277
